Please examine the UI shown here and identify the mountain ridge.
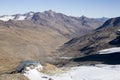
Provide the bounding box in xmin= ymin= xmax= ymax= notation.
xmin=59 ymin=17 xmax=120 ymax=58
xmin=0 ymin=10 xmax=106 ymax=39
xmin=0 ymin=10 xmax=108 ymax=22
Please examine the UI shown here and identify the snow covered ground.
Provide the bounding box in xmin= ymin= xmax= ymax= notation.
xmin=23 ymin=47 xmax=120 ymax=80
xmin=0 ymin=15 xmax=14 ymax=21
xmin=15 ymin=15 xmax=26 ymax=20
xmin=0 ymin=15 xmax=26 ymax=21
xmin=23 ymin=64 xmax=120 ymax=80
xmin=98 ymin=47 xmax=120 ymax=54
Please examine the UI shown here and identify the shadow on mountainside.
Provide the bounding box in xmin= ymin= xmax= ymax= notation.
xmin=109 ymin=36 xmax=120 ymax=46
xmin=72 ymin=52 xmax=120 ymax=65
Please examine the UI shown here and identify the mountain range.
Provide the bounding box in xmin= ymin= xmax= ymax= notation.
xmin=0 ymin=10 xmax=107 ymax=38
xmin=58 ymin=17 xmax=120 ymax=66
xmin=0 ymin=10 xmax=109 ymax=74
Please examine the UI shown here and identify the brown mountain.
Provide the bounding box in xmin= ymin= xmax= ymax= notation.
xmin=0 ymin=21 xmax=67 ymax=73
xmin=58 ymin=17 xmax=120 ymax=66
xmin=31 ymin=10 xmax=105 ymax=38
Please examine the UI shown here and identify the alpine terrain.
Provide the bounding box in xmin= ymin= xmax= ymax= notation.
xmin=1 ymin=10 xmax=120 ymax=80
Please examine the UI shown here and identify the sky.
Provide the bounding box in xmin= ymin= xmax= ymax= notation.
xmin=0 ymin=0 xmax=119 ymax=18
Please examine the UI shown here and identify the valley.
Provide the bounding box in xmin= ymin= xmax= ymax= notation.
xmin=0 ymin=10 xmax=120 ymax=80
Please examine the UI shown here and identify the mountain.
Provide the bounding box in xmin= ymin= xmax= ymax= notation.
xmin=0 ymin=10 xmax=105 ymax=39
xmin=0 ymin=10 xmax=105 ymax=73
xmin=31 ymin=10 xmax=106 ymax=38
xmin=59 ymin=17 xmax=120 ymax=58
xmin=0 ymin=11 xmax=34 ymax=21
xmin=96 ymin=17 xmax=108 ymax=22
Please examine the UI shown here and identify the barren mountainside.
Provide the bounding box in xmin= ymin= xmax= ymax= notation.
xmin=60 ymin=17 xmax=120 ymax=57
xmin=0 ymin=10 xmax=106 ymax=39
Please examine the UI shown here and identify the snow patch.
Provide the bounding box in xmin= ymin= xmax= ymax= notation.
xmin=0 ymin=15 xmax=14 ymax=21
xmin=98 ymin=47 xmax=120 ymax=54
xmin=23 ymin=64 xmax=120 ymax=80
xmin=0 ymin=15 xmax=26 ymax=21
xmin=17 ymin=16 xmax=26 ymax=20
xmin=59 ymin=57 xmax=73 ymax=59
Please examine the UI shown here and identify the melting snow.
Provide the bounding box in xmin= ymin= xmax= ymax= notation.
xmin=98 ymin=47 xmax=120 ymax=54
xmin=23 ymin=64 xmax=120 ymax=80
xmin=23 ymin=47 xmax=120 ymax=80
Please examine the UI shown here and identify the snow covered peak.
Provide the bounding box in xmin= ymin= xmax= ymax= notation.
xmin=26 ymin=11 xmax=34 ymax=16
xmin=0 ymin=15 xmax=26 ymax=21
xmin=13 ymin=14 xmax=26 ymax=21
xmin=0 ymin=12 xmax=35 ymax=21
xmin=0 ymin=15 xmax=14 ymax=21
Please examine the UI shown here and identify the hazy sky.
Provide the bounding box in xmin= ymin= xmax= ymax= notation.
xmin=0 ymin=0 xmax=119 ymax=18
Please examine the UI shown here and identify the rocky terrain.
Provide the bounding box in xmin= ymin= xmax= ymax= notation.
xmin=58 ymin=17 xmax=120 ymax=66
xmin=0 ymin=74 xmax=28 ymax=80
xmin=0 ymin=10 xmax=106 ymax=39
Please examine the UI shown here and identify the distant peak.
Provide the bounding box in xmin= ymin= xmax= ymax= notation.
xmin=25 ymin=11 xmax=34 ymax=15
xmin=44 ymin=10 xmax=56 ymax=17
xmin=28 ymin=11 xmax=34 ymax=13
xmin=80 ymin=15 xmax=87 ymax=19
xmin=45 ymin=10 xmax=55 ymax=12
xmin=81 ymin=15 xmax=86 ymax=18
xmin=96 ymin=17 xmax=120 ymax=30
xmin=44 ymin=10 xmax=56 ymax=14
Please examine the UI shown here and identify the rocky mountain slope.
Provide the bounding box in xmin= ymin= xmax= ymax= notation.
xmin=31 ymin=10 xmax=106 ymax=38
xmin=0 ymin=10 xmax=106 ymax=38
xmin=59 ymin=17 xmax=120 ymax=60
